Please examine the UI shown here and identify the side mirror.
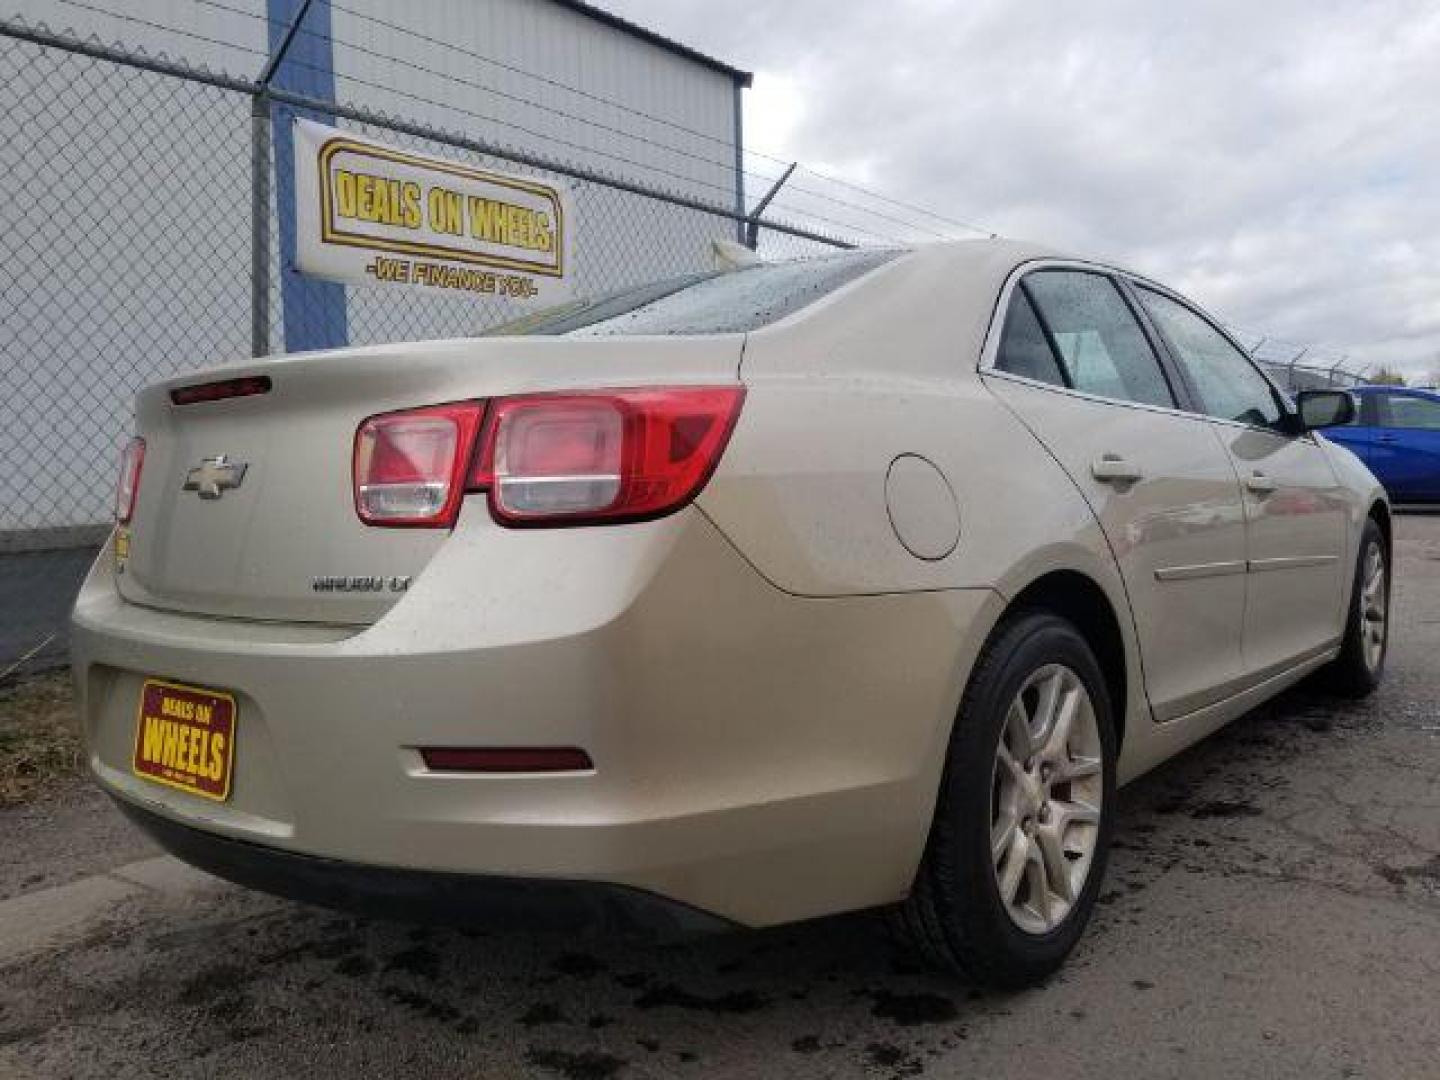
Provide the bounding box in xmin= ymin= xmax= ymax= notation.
xmin=1294 ymin=389 xmax=1356 ymax=431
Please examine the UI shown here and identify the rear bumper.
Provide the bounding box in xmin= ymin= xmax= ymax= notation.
xmin=72 ymin=509 xmax=1002 ymax=927
xmin=114 ymin=796 xmax=732 ymax=936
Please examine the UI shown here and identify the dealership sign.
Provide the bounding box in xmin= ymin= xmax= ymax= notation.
xmin=294 ymin=119 xmax=572 ymax=303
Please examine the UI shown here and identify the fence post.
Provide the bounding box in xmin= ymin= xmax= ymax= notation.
xmin=745 ymin=162 xmax=797 ymax=250
xmin=250 ymin=0 xmax=317 ymax=359
xmin=250 ymin=90 xmax=271 ymax=358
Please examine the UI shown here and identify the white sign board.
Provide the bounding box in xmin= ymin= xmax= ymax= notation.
xmin=294 ymin=119 xmax=572 ymax=304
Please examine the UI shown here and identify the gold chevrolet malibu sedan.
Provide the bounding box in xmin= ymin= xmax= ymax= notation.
xmin=72 ymin=241 xmax=1390 ymax=987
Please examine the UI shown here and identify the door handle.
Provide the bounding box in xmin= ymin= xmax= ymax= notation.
xmin=1245 ymin=471 xmax=1278 ymax=494
xmin=1377 ymin=434 xmax=1397 ymax=444
xmin=1091 ymin=455 xmax=1143 ymax=484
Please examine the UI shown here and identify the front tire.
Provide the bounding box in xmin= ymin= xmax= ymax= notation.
xmin=892 ymin=611 xmax=1117 ymax=988
xmin=1320 ymin=517 xmax=1389 ymax=698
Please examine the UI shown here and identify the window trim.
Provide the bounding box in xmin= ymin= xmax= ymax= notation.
xmin=980 ymin=259 xmax=1202 ymax=422
xmin=1355 ymin=390 xmax=1381 ymax=427
xmin=1012 ymin=281 xmax=1074 ymax=390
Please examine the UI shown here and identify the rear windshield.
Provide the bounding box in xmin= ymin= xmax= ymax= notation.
xmin=484 ymin=248 xmax=902 ymax=337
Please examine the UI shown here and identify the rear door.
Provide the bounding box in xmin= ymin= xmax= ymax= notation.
xmin=982 ymin=266 xmax=1249 ymax=722
xmin=1131 ymin=285 xmax=1349 ymax=677
xmin=1368 ymin=390 xmax=1440 ymax=502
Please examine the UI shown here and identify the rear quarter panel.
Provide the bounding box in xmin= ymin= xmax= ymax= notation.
xmin=697 ymin=244 xmax=1157 ymax=779
xmin=702 ymin=244 xmax=1122 ymax=599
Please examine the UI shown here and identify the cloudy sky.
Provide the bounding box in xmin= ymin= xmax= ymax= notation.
xmin=608 ymin=0 xmax=1440 ymax=378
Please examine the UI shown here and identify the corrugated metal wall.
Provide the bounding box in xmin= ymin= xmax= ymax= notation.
xmin=333 ymin=0 xmax=740 ymax=204
xmin=9 ymin=0 xmax=268 ymax=69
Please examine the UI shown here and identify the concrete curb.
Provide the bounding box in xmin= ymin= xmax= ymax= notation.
xmin=0 ymin=856 xmax=218 ymax=966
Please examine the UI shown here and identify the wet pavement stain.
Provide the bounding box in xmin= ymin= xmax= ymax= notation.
xmin=631 ymin=983 xmax=770 ymax=1014
xmin=552 ymin=952 xmax=609 ymax=978
xmin=865 ymin=1040 xmax=926 ymax=1076
xmin=379 ymin=986 xmax=461 ymax=1024
xmin=334 ymin=953 xmax=374 ymax=978
xmin=384 ymin=945 xmax=441 ymax=980
xmin=519 ymin=1001 xmax=568 ymax=1026
xmin=869 ymin=990 xmax=959 ymax=1027
xmin=1189 ymin=799 xmax=1263 ymax=820
xmin=526 ymin=1046 xmax=628 ymax=1080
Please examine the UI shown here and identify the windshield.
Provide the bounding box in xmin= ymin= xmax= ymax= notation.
xmin=483 ymin=249 xmax=903 ymax=338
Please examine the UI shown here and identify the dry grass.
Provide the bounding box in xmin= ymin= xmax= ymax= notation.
xmin=0 ymin=671 xmax=82 ymax=808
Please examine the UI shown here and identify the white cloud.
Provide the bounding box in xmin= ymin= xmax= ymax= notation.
xmin=608 ymin=0 xmax=1440 ymax=376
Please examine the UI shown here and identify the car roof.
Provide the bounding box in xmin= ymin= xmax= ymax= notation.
xmin=1353 ymin=384 xmax=1439 ymax=396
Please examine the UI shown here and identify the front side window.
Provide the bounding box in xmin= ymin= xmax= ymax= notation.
xmin=1136 ymin=287 xmax=1284 ymax=428
xmin=1018 ymin=271 xmax=1175 ymax=408
xmin=1379 ymin=393 xmax=1440 ymax=431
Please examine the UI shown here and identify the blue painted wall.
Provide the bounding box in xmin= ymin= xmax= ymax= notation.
xmin=267 ymin=0 xmax=347 ymax=352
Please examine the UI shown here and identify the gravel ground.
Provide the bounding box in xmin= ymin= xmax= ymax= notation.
xmin=1 ymin=517 xmax=1437 ymax=1079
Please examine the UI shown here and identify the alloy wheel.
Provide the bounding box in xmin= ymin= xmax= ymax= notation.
xmin=990 ymin=663 xmax=1103 ymax=935
xmin=1361 ymin=540 xmax=1388 ymax=672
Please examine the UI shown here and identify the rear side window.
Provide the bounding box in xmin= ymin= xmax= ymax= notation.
xmin=1136 ymin=287 xmax=1284 ymax=428
xmin=1010 ymin=270 xmax=1175 ymax=408
xmin=1378 ymin=393 xmax=1440 ymax=430
xmin=484 ymin=249 xmax=900 ymax=337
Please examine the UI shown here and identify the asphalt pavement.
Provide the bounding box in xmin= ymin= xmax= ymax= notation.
xmin=0 ymin=546 xmax=98 ymax=678
xmin=1 ymin=518 xmax=1437 ymax=1079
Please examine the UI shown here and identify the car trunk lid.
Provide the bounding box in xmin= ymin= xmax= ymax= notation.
xmin=117 ymin=335 xmax=742 ymax=624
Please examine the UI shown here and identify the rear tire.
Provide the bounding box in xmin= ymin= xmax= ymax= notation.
xmin=1319 ymin=517 xmax=1389 ymax=698
xmin=892 ymin=610 xmax=1117 ymax=988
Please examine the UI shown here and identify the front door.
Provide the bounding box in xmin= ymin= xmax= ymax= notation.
xmin=1132 ymin=286 xmax=1348 ymax=677
xmin=983 ymin=268 xmax=1249 ymax=722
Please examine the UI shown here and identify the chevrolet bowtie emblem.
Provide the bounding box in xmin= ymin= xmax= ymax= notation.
xmin=183 ymin=455 xmax=248 ymax=500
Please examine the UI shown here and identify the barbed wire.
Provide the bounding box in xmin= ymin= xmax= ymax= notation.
xmin=56 ymin=0 xmax=940 ymax=244
xmin=302 ymin=0 xmax=994 ymax=235
xmin=181 ymin=0 xmax=971 ymax=241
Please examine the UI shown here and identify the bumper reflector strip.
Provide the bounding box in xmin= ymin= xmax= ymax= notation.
xmin=419 ymin=747 xmax=594 ymax=773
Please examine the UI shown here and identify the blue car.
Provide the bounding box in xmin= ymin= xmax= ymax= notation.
xmin=1326 ymin=385 xmax=1440 ymax=503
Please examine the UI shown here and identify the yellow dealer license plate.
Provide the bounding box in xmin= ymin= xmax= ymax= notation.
xmin=131 ymin=679 xmax=237 ymax=802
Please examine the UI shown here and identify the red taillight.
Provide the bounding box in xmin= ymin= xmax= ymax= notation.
xmin=353 ymin=403 xmax=484 ymax=527
xmin=469 ymin=387 xmax=745 ymax=525
xmin=115 ymin=436 xmax=145 ymax=524
xmin=352 ymin=387 xmax=743 ymax=529
xmin=170 ymin=375 xmax=272 ymax=406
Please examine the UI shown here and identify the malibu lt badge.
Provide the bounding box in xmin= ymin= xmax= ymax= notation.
xmin=312 ymin=575 xmax=412 ymax=593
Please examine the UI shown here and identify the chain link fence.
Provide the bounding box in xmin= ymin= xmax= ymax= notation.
xmin=0 ymin=19 xmax=848 ymax=679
